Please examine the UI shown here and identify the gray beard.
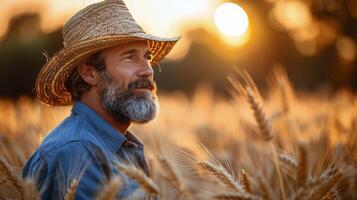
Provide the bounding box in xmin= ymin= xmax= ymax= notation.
xmin=99 ymin=74 xmax=158 ymax=124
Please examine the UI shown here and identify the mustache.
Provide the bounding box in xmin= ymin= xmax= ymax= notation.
xmin=128 ymin=78 xmax=156 ymax=91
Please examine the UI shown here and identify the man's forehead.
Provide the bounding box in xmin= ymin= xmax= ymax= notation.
xmin=105 ymin=40 xmax=150 ymax=54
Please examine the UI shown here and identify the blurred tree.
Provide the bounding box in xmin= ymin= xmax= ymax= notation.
xmin=0 ymin=13 xmax=62 ymax=98
xmin=261 ymin=0 xmax=357 ymax=88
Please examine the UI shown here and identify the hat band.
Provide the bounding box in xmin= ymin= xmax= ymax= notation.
xmin=63 ymin=31 xmax=147 ymax=47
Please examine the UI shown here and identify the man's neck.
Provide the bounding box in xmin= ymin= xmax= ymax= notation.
xmin=79 ymin=95 xmax=131 ymax=135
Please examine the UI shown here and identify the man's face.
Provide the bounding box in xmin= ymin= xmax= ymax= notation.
xmin=97 ymin=41 xmax=158 ymax=124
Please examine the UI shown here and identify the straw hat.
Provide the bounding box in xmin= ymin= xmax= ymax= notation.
xmin=35 ymin=0 xmax=180 ymax=106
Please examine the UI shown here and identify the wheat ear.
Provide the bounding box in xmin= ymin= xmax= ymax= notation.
xmin=246 ymin=88 xmax=273 ymax=141
xmin=279 ymin=153 xmax=298 ymax=168
xmin=0 ymin=157 xmax=23 ymax=194
xmin=197 ymin=161 xmax=243 ymax=192
xmin=297 ymin=144 xmax=307 ymax=187
xmin=289 ymin=167 xmax=348 ymax=200
xmin=239 ymin=169 xmax=251 ymax=193
xmin=117 ymin=163 xmax=159 ymax=197
xmin=309 ymin=168 xmax=345 ymax=200
xmin=245 ymin=88 xmax=286 ymax=200
xmin=64 ymin=179 xmax=79 ymax=200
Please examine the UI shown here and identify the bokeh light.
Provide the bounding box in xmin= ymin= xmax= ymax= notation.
xmin=272 ymin=0 xmax=311 ymax=30
xmin=214 ymin=2 xmax=249 ymax=37
xmin=336 ymin=36 xmax=356 ymax=62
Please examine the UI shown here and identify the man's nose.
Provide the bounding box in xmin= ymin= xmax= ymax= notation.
xmin=137 ymin=60 xmax=154 ymax=78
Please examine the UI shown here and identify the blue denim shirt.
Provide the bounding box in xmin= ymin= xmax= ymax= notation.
xmin=22 ymin=101 xmax=149 ymax=199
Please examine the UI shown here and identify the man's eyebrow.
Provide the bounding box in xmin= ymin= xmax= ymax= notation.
xmin=119 ymin=48 xmax=139 ymax=55
xmin=145 ymin=50 xmax=153 ymax=55
xmin=118 ymin=48 xmax=152 ymax=56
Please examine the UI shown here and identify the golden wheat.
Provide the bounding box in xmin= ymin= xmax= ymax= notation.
xmin=0 ymin=68 xmax=356 ymax=199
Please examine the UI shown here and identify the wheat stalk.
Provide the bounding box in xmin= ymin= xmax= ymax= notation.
xmin=95 ymin=176 xmax=122 ymax=200
xmin=159 ymin=156 xmax=192 ymax=199
xmin=22 ymin=178 xmax=40 ymax=200
xmin=159 ymin=156 xmax=181 ymax=188
xmin=257 ymin=175 xmax=273 ymax=200
xmin=273 ymin=66 xmax=295 ymax=114
xmin=123 ymin=189 xmax=147 ymax=200
xmin=214 ymin=192 xmax=262 ymax=200
xmin=269 ymin=143 xmax=286 ymax=200
xmin=117 ymin=163 xmax=159 ymax=197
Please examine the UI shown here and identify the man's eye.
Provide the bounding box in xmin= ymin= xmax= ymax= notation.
xmin=146 ymin=54 xmax=153 ymax=61
xmin=123 ymin=54 xmax=135 ymax=60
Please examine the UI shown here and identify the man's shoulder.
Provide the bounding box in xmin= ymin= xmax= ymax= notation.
xmin=38 ymin=114 xmax=102 ymax=160
xmin=22 ymin=139 xmax=100 ymax=189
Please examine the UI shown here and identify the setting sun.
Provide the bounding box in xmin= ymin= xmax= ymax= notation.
xmin=214 ymin=2 xmax=249 ymax=37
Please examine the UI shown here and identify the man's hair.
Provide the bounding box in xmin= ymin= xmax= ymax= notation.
xmin=66 ymin=51 xmax=106 ymax=100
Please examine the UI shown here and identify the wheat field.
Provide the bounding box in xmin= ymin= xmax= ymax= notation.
xmin=0 ymin=69 xmax=356 ymax=199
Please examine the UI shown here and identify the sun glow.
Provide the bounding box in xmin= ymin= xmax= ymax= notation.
xmin=214 ymin=2 xmax=249 ymax=37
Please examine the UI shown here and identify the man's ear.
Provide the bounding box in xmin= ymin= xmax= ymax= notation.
xmin=78 ymin=63 xmax=100 ymax=86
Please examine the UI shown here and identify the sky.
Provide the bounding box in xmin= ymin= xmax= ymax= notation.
xmin=0 ymin=0 xmax=255 ymax=60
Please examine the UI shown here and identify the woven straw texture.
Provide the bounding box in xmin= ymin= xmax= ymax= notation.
xmin=35 ymin=0 xmax=180 ymax=106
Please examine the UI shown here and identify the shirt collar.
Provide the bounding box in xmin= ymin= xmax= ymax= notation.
xmin=124 ymin=131 xmax=144 ymax=149
xmin=71 ymin=101 xmax=127 ymax=152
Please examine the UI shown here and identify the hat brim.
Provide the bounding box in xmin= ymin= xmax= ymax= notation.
xmin=35 ymin=33 xmax=180 ymax=106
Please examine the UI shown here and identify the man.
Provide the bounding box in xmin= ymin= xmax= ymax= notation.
xmin=22 ymin=0 xmax=179 ymax=199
